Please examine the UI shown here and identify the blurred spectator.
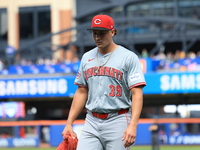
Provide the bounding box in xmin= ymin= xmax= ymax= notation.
xmin=19 ymin=126 xmax=25 ymax=138
xmin=155 ymin=51 xmax=166 ymax=70
xmin=5 ymin=45 xmax=15 ymax=67
xmin=36 ymin=57 xmax=45 ymax=65
xmin=149 ymin=116 xmax=160 ymax=150
xmin=180 ymin=50 xmax=186 ymax=59
xmin=160 ymin=51 xmax=174 ymax=70
xmin=170 ymin=123 xmax=181 ymax=136
xmin=195 ymin=51 xmax=200 ymax=66
xmin=20 ymin=58 xmax=28 ymax=66
xmin=42 ymin=126 xmax=50 ymax=143
xmin=174 ymin=49 xmax=181 ymax=62
xmin=197 ymin=51 xmax=200 ymax=58
xmin=187 ymin=51 xmax=198 ymax=71
xmin=65 ymin=43 xmax=79 ymax=64
xmin=159 ymin=45 xmax=165 ymax=53
xmin=141 ymin=48 xmax=149 ymax=58
xmin=158 ymin=126 xmax=167 ymax=144
xmin=44 ymin=57 xmax=52 ymax=65
xmin=26 ymin=59 xmax=33 ymax=66
xmin=0 ymin=59 xmax=4 ymax=71
xmin=157 ymin=52 xmax=166 ymax=60
xmin=166 ymin=51 xmax=174 ymax=61
xmin=52 ymin=57 xmax=61 ymax=65
xmin=188 ymin=51 xmax=196 ymax=60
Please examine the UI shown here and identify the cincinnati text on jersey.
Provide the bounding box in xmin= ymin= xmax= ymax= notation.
xmin=84 ymin=66 xmax=123 ymax=81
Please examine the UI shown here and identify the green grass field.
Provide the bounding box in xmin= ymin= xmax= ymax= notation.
xmin=1 ymin=145 xmax=200 ymax=150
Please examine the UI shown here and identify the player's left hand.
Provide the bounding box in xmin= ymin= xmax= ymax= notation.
xmin=122 ymin=125 xmax=137 ymax=148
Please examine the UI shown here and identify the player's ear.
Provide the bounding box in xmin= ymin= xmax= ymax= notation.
xmin=111 ymin=29 xmax=117 ymax=36
xmin=114 ymin=29 xmax=117 ymax=35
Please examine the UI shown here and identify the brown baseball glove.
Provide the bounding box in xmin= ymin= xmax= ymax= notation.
xmin=56 ymin=134 xmax=78 ymax=150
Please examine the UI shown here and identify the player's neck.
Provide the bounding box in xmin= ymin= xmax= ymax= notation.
xmin=98 ymin=43 xmax=118 ymax=55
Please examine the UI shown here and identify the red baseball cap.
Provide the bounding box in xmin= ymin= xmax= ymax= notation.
xmin=87 ymin=14 xmax=115 ymax=30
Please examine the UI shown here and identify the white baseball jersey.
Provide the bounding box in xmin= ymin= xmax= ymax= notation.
xmin=75 ymin=45 xmax=146 ymax=113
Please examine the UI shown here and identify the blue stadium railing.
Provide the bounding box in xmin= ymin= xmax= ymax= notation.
xmin=0 ymin=61 xmax=80 ymax=75
xmin=1 ymin=57 xmax=200 ymax=75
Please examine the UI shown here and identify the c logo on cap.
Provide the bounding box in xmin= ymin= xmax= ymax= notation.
xmin=94 ymin=19 xmax=101 ymax=25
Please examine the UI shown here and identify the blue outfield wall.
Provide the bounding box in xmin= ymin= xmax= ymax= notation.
xmin=1 ymin=122 xmax=200 ymax=148
xmin=0 ymin=126 xmax=40 ymax=147
xmin=1 ymin=124 xmax=151 ymax=148
xmin=49 ymin=123 xmax=152 ymax=147
xmin=50 ymin=123 xmax=200 ymax=147
xmin=0 ymin=138 xmax=40 ymax=147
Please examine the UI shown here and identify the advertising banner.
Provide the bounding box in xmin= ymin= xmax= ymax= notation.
xmin=0 ymin=76 xmax=77 ymax=98
xmin=0 ymin=138 xmax=39 ymax=147
xmin=144 ymin=72 xmax=200 ymax=94
xmin=0 ymin=102 xmax=25 ymax=118
xmin=1 ymin=72 xmax=200 ymax=98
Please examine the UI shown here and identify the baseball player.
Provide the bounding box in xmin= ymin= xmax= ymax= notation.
xmin=62 ymin=14 xmax=146 ymax=150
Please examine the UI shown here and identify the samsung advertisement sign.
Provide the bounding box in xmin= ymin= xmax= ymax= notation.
xmin=0 ymin=72 xmax=200 ymax=98
xmin=0 ymin=76 xmax=77 ymax=98
xmin=144 ymin=72 xmax=200 ymax=94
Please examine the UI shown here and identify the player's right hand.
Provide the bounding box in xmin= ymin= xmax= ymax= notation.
xmin=122 ymin=125 xmax=137 ymax=148
xmin=61 ymin=125 xmax=77 ymax=139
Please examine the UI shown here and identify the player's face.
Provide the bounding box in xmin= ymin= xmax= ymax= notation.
xmin=92 ymin=30 xmax=114 ymax=49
